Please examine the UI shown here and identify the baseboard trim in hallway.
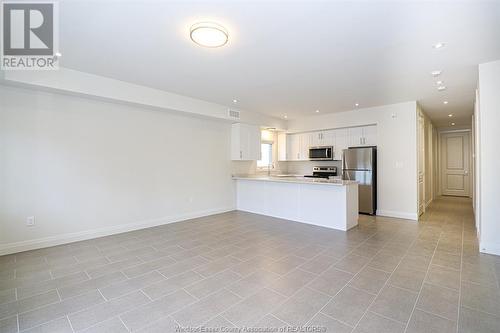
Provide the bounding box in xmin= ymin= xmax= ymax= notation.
xmin=0 ymin=206 xmax=235 ymax=256
xmin=376 ymin=210 xmax=418 ymax=221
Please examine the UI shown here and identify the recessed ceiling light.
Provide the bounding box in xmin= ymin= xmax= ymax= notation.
xmin=190 ymin=22 xmax=228 ymax=48
xmin=431 ymin=70 xmax=442 ymax=77
xmin=448 ymin=114 xmax=453 ymax=117
xmin=451 ymin=122 xmax=456 ymax=126
xmin=443 ymin=101 xmax=449 ymax=105
xmin=433 ymin=42 xmax=445 ymax=49
xmin=315 ymin=109 xmax=320 ymax=113
xmin=232 ymin=99 xmax=238 ymax=103
xmin=355 ymin=103 xmax=360 ymax=107
xmin=437 ymin=86 xmax=447 ymax=91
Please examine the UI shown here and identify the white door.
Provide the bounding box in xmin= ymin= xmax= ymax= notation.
xmin=441 ymin=132 xmax=470 ymax=197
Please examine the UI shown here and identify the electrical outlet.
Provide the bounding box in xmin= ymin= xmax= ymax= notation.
xmin=26 ymin=216 xmax=35 ymax=226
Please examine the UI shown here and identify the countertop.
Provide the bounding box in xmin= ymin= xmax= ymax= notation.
xmin=232 ymin=175 xmax=358 ymax=186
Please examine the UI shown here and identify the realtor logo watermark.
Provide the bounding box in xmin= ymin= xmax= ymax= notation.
xmin=1 ymin=1 xmax=59 ymax=70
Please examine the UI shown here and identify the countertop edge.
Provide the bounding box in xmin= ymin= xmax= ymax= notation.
xmin=232 ymin=176 xmax=358 ymax=186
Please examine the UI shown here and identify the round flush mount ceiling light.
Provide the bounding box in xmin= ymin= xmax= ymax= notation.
xmin=444 ymin=101 xmax=449 ymax=105
xmin=190 ymin=22 xmax=228 ymax=48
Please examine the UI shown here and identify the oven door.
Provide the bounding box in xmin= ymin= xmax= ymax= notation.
xmin=309 ymin=146 xmax=333 ymax=160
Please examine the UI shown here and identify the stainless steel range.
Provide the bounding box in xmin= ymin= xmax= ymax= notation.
xmin=304 ymin=166 xmax=338 ymax=179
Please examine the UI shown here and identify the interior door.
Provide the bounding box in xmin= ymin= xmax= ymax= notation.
xmin=441 ymin=132 xmax=470 ymax=197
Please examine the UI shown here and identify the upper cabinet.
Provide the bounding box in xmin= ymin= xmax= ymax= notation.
xmin=276 ymin=125 xmax=377 ymax=162
xmin=334 ymin=128 xmax=348 ymax=160
xmin=286 ymin=133 xmax=311 ymax=161
xmin=348 ymin=125 xmax=377 ymax=147
xmin=231 ymin=123 xmax=261 ymax=160
xmin=277 ymin=132 xmax=287 ymax=161
xmin=311 ymin=130 xmax=335 ymax=147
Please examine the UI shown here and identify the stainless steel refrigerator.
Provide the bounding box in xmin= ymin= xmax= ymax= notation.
xmin=342 ymin=147 xmax=377 ymax=215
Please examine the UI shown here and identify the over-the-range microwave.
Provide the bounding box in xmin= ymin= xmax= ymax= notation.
xmin=309 ymin=146 xmax=334 ymax=160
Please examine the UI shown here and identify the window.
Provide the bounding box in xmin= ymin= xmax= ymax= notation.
xmin=257 ymin=143 xmax=273 ymax=168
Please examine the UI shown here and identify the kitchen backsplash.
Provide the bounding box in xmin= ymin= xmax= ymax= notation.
xmin=285 ymin=160 xmax=342 ymax=175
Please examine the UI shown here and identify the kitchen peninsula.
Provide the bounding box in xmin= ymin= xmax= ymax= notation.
xmin=233 ymin=176 xmax=359 ymax=231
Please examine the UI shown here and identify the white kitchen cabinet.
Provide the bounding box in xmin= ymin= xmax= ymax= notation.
xmin=348 ymin=127 xmax=364 ymax=147
xmin=348 ymin=125 xmax=377 ymax=147
xmin=362 ymin=125 xmax=377 ymax=146
xmin=277 ymin=132 xmax=287 ymax=161
xmin=299 ymin=133 xmax=312 ymax=160
xmin=286 ymin=133 xmax=311 ymax=161
xmin=231 ymin=123 xmax=261 ymax=160
xmin=311 ymin=130 xmax=335 ymax=147
xmin=333 ymin=128 xmax=348 ymax=160
xmin=286 ymin=134 xmax=301 ymax=161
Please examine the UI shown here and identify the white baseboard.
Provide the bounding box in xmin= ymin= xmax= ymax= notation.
xmin=0 ymin=207 xmax=235 ymax=256
xmin=376 ymin=210 xmax=418 ymax=221
xmin=479 ymin=241 xmax=500 ymax=256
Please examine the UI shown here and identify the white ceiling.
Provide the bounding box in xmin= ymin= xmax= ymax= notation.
xmin=59 ymin=0 xmax=500 ymax=127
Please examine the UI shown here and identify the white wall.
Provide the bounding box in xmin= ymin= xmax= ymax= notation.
xmin=0 ymin=85 xmax=236 ymax=254
xmin=287 ymin=102 xmax=418 ymax=220
xmin=477 ymin=59 xmax=500 ymax=255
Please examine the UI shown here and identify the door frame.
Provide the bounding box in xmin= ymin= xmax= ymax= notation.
xmin=437 ymin=129 xmax=472 ymax=197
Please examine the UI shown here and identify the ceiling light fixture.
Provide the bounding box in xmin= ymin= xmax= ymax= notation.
xmin=437 ymin=86 xmax=447 ymax=91
xmin=433 ymin=42 xmax=445 ymax=49
xmin=451 ymin=122 xmax=456 ymax=126
xmin=232 ymin=99 xmax=238 ymax=103
xmin=355 ymin=103 xmax=360 ymax=107
xmin=315 ymin=109 xmax=320 ymax=113
xmin=448 ymin=114 xmax=453 ymax=117
xmin=444 ymin=101 xmax=449 ymax=105
xmin=284 ymin=115 xmax=288 ymax=119
xmin=190 ymin=22 xmax=229 ymax=48
xmin=436 ymin=80 xmax=444 ymax=85
xmin=55 ymin=52 xmax=62 ymax=57
xmin=431 ymin=70 xmax=442 ymax=77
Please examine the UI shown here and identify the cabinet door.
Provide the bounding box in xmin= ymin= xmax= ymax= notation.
xmin=321 ymin=130 xmax=335 ymax=146
xmin=248 ymin=125 xmax=262 ymax=160
xmin=231 ymin=123 xmax=261 ymax=160
xmin=299 ymin=133 xmax=312 ymax=160
xmin=362 ymin=125 xmax=377 ymax=146
xmin=311 ymin=132 xmax=323 ymax=146
xmin=334 ymin=129 xmax=348 ymax=160
xmin=287 ymin=134 xmax=300 ymax=161
xmin=348 ymin=127 xmax=364 ymax=147
xmin=277 ymin=132 xmax=287 ymax=161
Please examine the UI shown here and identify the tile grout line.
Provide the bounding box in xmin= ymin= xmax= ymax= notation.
xmin=349 ymin=229 xmax=424 ymax=333
xmin=240 ymin=229 xmax=384 ymax=328
xmin=456 ymin=215 xmax=465 ymax=333
xmin=402 ymin=227 xmax=443 ymax=333
xmin=303 ymin=230 xmax=416 ymax=330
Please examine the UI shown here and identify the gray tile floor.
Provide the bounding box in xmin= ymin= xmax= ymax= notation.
xmin=1 ymin=196 xmax=499 ymax=332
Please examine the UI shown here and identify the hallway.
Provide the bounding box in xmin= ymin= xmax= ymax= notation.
xmin=416 ymin=196 xmax=500 ymax=332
